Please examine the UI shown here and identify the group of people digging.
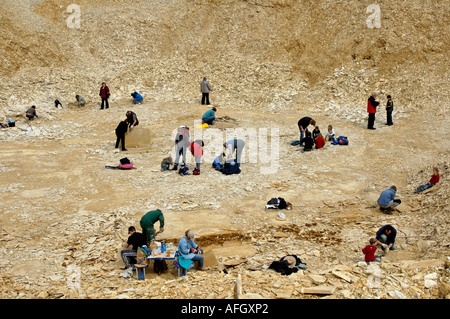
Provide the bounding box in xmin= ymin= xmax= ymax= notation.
xmin=20 ymin=79 xmax=438 ymax=276
xmin=120 ymin=209 xmax=205 ymax=277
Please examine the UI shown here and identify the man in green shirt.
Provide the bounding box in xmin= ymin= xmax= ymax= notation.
xmin=140 ymin=209 xmax=165 ymax=244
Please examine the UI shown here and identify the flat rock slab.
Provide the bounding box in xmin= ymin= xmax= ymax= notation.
xmin=301 ymin=286 xmax=336 ymax=295
xmin=125 ymin=126 xmax=152 ymax=148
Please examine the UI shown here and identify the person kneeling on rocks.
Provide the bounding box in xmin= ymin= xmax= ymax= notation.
xmin=212 ymin=152 xmax=226 ymax=171
xmin=178 ymin=230 xmax=204 ymax=270
xmin=76 ymin=95 xmax=86 ymax=107
xmin=161 ymin=156 xmax=173 ymax=171
xmin=202 ymin=107 xmax=216 ymax=125
xmin=361 ymin=238 xmax=381 ymax=263
xmin=131 ymin=91 xmax=143 ymax=104
xmin=377 ymin=186 xmax=401 ymax=214
xmin=375 ymin=224 xmax=397 ymax=252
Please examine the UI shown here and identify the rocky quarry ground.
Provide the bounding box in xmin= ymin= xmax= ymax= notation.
xmin=0 ymin=0 xmax=449 ymax=301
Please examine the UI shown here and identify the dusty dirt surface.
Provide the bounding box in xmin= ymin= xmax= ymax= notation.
xmin=0 ymin=0 xmax=449 ymax=300
xmin=1 ymin=99 xmax=448 ymax=300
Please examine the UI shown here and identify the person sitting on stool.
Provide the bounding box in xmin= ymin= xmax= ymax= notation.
xmin=178 ymin=230 xmax=204 ymax=270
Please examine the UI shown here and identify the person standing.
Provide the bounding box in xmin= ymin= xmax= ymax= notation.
xmin=224 ymin=139 xmax=246 ymax=167
xmin=140 ymin=209 xmax=165 ymax=245
xmin=201 ymin=77 xmax=212 ymax=105
xmin=190 ymin=140 xmax=204 ymax=173
xmin=367 ymin=93 xmax=379 ymax=130
xmin=172 ymin=125 xmax=190 ymax=171
xmin=115 ymin=119 xmax=129 ymax=151
xmin=126 ymin=111 xmax=139 ymax=129
xmin=385 ymin=95 xmax=394 ymax=126
xmin=297 ymin=117 xmax=316 ymax=146
xmin=99 ymin=82 xmax=110 ymax=109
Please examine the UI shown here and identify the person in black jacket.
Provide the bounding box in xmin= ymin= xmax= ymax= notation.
xmin=385 ymin=95 xmax=394 ymax=126
xmin=297 ymin=117 xmax=316 ymax=146
xmin=302 ymin=131 xmax=314 ymax=152
xmin=375 ymin=224 xmax=397 ymax=251
xmin=115 ymin=119 xmax=129 ymax=151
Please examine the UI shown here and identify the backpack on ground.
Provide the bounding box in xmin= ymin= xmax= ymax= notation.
xmin=266 ymin=197 xmax=288 ymax=209
xmin=178 ymin=164 xmax=189 ymax=175
xmin=332 ymin=136 xmax=349 ymax=145
xmin=222 ymin=160 xmax=241 ymax=175
xmin=120 ymin=157 xmax=131 ymax=165
xmin=153 ymin=260 xmax=168 ymax=275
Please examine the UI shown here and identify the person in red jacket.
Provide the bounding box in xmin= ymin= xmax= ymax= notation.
xmin=190 ymin=140 xmax=204 ymax=174
xmin=362 ymin=238 xmax=380 ymax=263
xmin=416 ymin=167 xmax=440 ymax=192
xmin=314 ymin=133 xmax=326 ymax=149
xmin=99 ymin=82 xmax=111 ymax=109
xmin=367 ymin=93 xmax=380 ymax=130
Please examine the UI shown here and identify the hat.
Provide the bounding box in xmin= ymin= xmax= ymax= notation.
xmin=186 ymin=230 xmax=194 ymax=239
xmin=284 ymin=256 xmax=297 ymax=268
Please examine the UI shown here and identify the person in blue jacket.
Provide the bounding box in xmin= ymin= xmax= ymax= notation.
xmin=131 ymin=91 xmax=143 ymax=104
xmin=177 ymin=230 xmax=204 ymax=270
xmin=377 ymin=186 xmax=401 ymax=213
xmin=212 ymin=152 xmax=226 ymax=170
xmin=202 ymin=107 xmax=216 ymax=125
